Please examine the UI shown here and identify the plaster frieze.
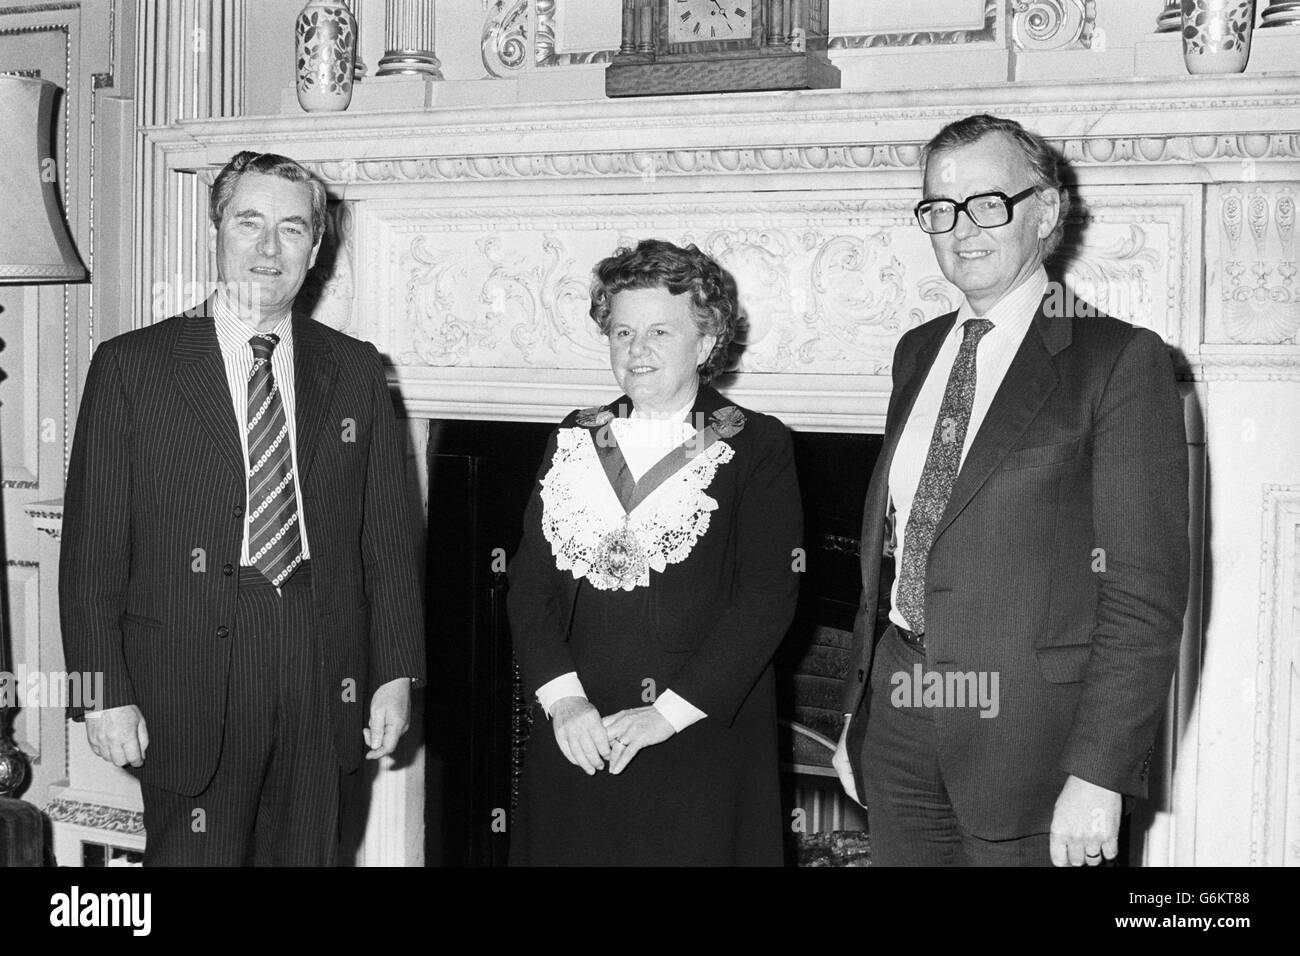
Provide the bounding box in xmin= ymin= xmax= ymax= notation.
xmin=45 ymin=796 xmax=145 ymax=837
xmin=345 ymin=188 xmax=1191 ymax=390
xmin=155 ymin=77 xmax=1300 ymax=157
xmin=1207 ymin=184 xmax=1300 ymax=346
xmin=136 ymin=78 xmax=1300 ymax=428
xmin=282 ymin=134 xmax=1300 ymax=189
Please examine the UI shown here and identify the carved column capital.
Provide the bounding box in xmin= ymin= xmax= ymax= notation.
xmin=482 ymin=0 xmax=529 ymax=77
xmin=1009 ymin=0 xmax=1096 ymax=51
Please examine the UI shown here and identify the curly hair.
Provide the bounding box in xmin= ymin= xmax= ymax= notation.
xmin=209 ymin=150 xmax=328 ymax=246
xmin=589 ymin=239 xmax=741 ymax=383
xmin=920 ymin=114 xmax=1072 ymax=258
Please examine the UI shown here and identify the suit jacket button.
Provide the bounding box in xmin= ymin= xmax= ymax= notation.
xmin=216 ymin=625 xmax=230 ymax=639
xmin=234 ymin=504 xmax=244 ymax=517
xmin=223 ymin=564 xmax=234 ymax=576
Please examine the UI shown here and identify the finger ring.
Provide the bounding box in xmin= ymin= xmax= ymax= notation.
xmin=613 ymin=737 xmax=627 ymax=746
xmin=1085 ymin=851 xmax=1101 ymax=859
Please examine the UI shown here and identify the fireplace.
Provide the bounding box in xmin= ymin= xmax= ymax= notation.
xmin=122 ymin=74 xmax=1300 ymax=865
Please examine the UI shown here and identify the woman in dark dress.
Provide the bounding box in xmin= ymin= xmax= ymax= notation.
xmin=507 ymin=239 xmax=802 ymax=866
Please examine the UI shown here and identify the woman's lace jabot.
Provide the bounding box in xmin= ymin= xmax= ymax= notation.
xmin=539 ymin=426 xmax=734 ymax=591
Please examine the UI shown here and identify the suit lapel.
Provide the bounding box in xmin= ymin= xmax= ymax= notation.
xmin=932 ymin=297 xmax=1069 ymax=544
xmin=292 ymin=315 xmax=338 ymax=484
xmin=170 ymin=299 xmax=243 ymax=481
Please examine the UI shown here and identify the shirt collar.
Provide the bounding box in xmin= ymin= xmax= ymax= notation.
xmin=952 ymin=265 xmax=1048 ymax=342
xmin=212 ymin=292 xmax=294 ymax=357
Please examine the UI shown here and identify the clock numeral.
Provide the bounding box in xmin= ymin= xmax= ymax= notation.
xmin=710 ymin=25 xmax=716 ymax=37
xmin=735 ymin=7 xmax=747 ymax=16
xmin=693 ymin=21 xmax=702 ymax=34
xmin=680 ymin=11 xmax=692 ymax=22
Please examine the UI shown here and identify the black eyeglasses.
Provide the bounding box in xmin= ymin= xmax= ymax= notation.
xmin=914 ymin=186 xmax=1039 ymax=235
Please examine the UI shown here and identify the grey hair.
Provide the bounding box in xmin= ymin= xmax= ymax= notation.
xmin=209 ymin=150 xmax=328 ymax=245
xmin=920 ymin=114 xmax=1071 ymax=257
xmin=589 ymin=239 xmax=740 ymax=383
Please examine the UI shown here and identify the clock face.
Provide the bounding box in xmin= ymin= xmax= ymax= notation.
xmin=669 ymin=0 xmax=754 ymax=44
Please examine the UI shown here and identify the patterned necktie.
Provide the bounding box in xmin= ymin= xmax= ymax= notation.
xmin=896 ymin=318 xmax=994 ymax=634
xmin=246 ymin=333 xmax=303 ymax=587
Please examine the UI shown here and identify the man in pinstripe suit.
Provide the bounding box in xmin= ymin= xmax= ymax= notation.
xmin=60 ymin=151 xmax=426 ymax=866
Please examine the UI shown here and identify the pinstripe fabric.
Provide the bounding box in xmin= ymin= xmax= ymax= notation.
xmin=59 ymin=299 xmax=426 ymax=807
xmin=139 ymin=565 xmax=348 ymax=866
xmin=211 ymin=299 xmax=312 ymax=562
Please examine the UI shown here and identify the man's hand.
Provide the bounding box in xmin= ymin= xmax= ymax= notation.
xmin=1050 ymin=774 xmax=1122 ymax=866
xmin=832 ymin=716 xmax=864 ymax=807
xmin=364 ymin=677 xmax=412 ymax=760
xmin=551 ymin=696 xmax=611 ymax=775
xmin=600 ymin=706 xmax=674 ymax=775
xmin=85 ymin=705 xmax=148 ymax=768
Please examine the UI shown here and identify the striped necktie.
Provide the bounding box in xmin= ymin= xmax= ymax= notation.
xmin=896 ymin=318 xmax=994 ymax=635
xmin=246 ymin=333 xmax=303 ymax=587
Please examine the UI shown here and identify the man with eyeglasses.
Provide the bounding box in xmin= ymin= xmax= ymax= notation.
xmin=833 ymin=114 xmax=1189 ymax=867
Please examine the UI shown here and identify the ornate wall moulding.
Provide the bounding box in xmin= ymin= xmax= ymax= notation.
xmin=1057 ymin=189 xmax=1199 ymax=357
xmin=23 ymin=500 xmax=63 ymax=541
xmin=45 ymin=796 xmax=146 ymax=836
xmin=323 ymin=184 xmax=1195 ymax=428
xmin=1192 ymin=348 xmax=1300 ymax=380
xmin=1252 ymin=484 xmax=1300 ymax=866
xmin=306 ymin=144 xmax=922 ymax=186
xmin=153 ymin=79 xmax=1300 ymax=174
xmin=140 ymin=77 xmax=1300 ymax=425
xmin=1208 ymin=184 xmax=1300 ymax=346
xmin=5 ymin=563 xmax=40 ymax=758
xmin=354 ymin=194 xmax=921 ymax=378
xmin=293 ymin=136 xmax=1300 ymax=191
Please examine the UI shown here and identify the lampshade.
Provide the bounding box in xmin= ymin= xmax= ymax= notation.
xmin=0 ymin=75 xmax=86 ymax=283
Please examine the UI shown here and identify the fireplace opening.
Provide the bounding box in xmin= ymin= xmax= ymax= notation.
xmin=424 ymin=418 xmax=883 ymax=867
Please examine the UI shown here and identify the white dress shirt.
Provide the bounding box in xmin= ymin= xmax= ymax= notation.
xmin=212 ymin=294 xmax=312 ymax=565
xmin=535 ymin=396 xmax=708 ymax=733
xmin=887 ymin=267 xmax=1048 ymax=633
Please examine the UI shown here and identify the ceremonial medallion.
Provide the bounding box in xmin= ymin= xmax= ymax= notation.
xmin=594 ymin=519 xmax=649 ymax=590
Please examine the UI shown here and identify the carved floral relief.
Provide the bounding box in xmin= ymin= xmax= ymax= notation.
xmin=1211 ymin=185 xmax=1300 ymax=345
xmin=353 ymin=189 xmax=1189 ymax=377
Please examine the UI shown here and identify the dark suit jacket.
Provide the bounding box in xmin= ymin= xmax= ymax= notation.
xmin=59 ymin=299 xmax=426 ymax=796
xmin=841 ymin=291 xmax=1190 ymax=840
